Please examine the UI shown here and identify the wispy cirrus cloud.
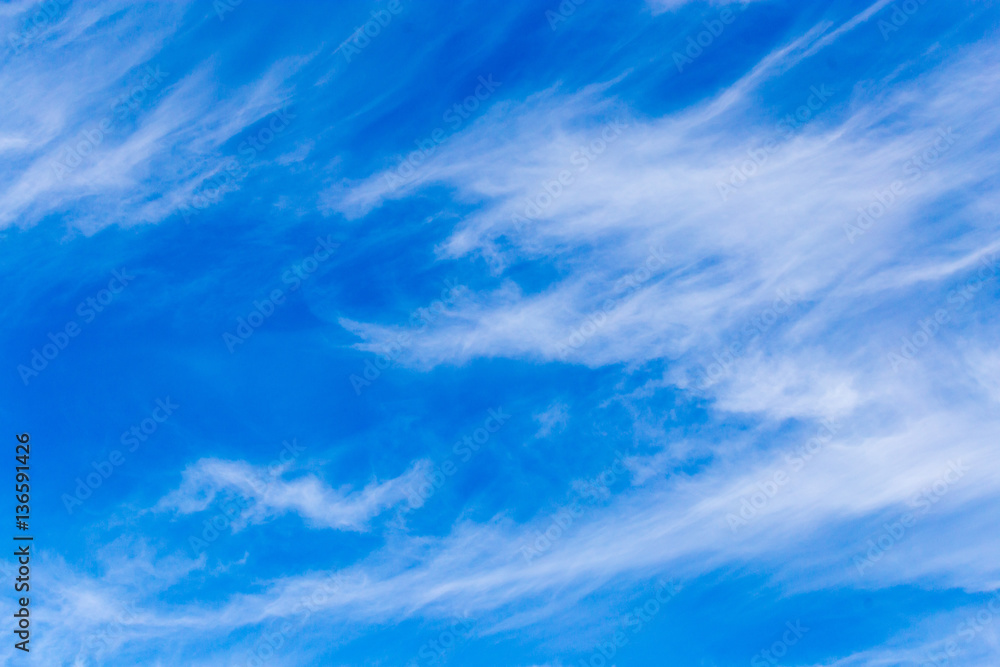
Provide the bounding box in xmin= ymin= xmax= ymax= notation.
xmin=6 ymin=0 xmax=1000 ymax=665
xmin=154 ymin=456 xmax=432 ymax=531
xmin=330 ymin=39 xmax=1000 ymax=378
xmin=0 ymin=0 xmax=313 ymax=233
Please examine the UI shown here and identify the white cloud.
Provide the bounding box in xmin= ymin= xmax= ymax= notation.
xmin=328 ymin=34 xmax=1000 ymax=432
xmin=14 ymin=3 xmax=1000 ymax=664
xmin=534 ymin=402 xmax=570 ymax=438
xmin=20 ymin=393 xmax=1000 ymax=663
xmin=0 ymin=0 xmax=312 ymax=232
xmin=155 ymin=457 xmax=431 ymax=531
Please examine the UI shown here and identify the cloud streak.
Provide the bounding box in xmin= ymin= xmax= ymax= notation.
xmin=155 ymin=454 xmax=432 ymax=531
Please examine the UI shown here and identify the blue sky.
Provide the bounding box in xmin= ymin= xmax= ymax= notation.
xmin=2 ymin=0 xmax=1000 ymax=664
